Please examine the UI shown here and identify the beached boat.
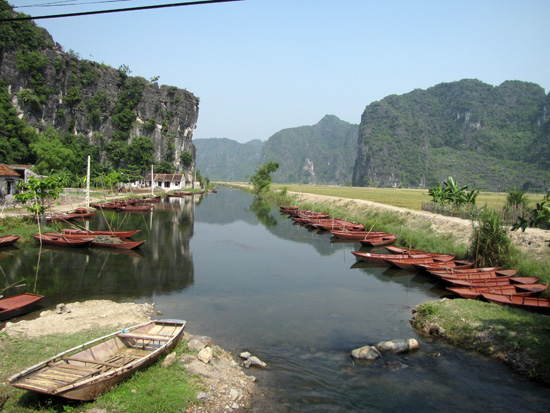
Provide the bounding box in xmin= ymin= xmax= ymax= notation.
xmin=33 ymin=234 xmax=92 ymax=248
xmin=62 ymin=229 xmax=141 ymax=239
xmin=0 ymin=293 xmax=44 ymax=321
xmin=0 ymin=235 xmax=20 ymax=247
xmin=8 ymin=319 xmax=186 ymax=401
xmin=480 ymin=292 xmax=550 ymax=311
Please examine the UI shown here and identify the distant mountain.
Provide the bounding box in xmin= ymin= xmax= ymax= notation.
xmin=352 ymin=79 xmax=550 ymax=191
xmin=259 ymin=115 xmax=359 ymax=185
xmin=194 ymin=138 xmax=263 ymax=181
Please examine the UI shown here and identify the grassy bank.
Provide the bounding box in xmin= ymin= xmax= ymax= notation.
xmin=0 ymin=329 xmax=199 ymax=412
xmin=410 ymin=299 xmax=550 ymax=384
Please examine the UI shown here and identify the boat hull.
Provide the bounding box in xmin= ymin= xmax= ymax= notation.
xmin=8 ymin=319 xmax=186 ymax=400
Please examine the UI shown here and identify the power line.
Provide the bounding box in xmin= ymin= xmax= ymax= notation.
xmin=1 ymin=0 xmax=244 ymax=21
xmin=15 ymin=0 xmax=133 ymax=9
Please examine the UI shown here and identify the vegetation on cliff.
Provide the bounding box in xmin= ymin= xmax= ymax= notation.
xmin=261 ymin=114 xmax=358 ymax=185
xmin=0 ymin=0 xmax=198 ymax=183
xmin=352 ymin=79 xmax=550 ymax=192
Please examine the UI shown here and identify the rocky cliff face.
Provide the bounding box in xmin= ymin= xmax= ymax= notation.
xmin=0 ymin=4 xmax=199 ymax=178
xmin=352 ymin=79 xmax=550 ymax=191
xmin=260 ymin=115 xmax=358 ymax=185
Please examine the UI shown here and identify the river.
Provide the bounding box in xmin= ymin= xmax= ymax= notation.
xmin=1 ymin=187 xmax=548 ymax=412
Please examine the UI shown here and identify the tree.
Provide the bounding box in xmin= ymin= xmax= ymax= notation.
xmin=180 ymin=151 xmax=193 ymax=168
xmin=250 ymin=161 xmax=279 ymax=194
xmin=14 ymin=175 xmax=64 ymax=218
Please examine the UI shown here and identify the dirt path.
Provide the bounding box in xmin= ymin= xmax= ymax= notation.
xmin=291 ymin=191 xmax=550 ymax=259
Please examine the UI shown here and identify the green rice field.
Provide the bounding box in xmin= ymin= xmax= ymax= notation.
xmin=271 ymin=184 xmax=546 ymax=211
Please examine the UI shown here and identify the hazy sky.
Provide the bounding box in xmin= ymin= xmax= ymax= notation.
xmin=13 ymin=0 xmax=550 ymax=143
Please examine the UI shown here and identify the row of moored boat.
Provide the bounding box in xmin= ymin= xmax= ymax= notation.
xmin=280 ymin=206 xmax=550 ymax=312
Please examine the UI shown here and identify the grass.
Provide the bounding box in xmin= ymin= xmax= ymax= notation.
xmin=0 ymin=329 xmax=199 ymax=412
xmin=411 ymin=299 xmax=550 ymax=384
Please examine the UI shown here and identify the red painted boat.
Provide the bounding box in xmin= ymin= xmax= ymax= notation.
xmin=310 ymin=219 xmax=365 ymax=231
xmin=0 ymin=293 xmax=44 ymax=321
xmin=384 ymin=254 xmax=456 ymax=270
xmin=280 ymin=206 xmax=299 ymax=213
xmin=62 ymin=229 xmax=141 ymax=239
xmin=44 ymin=213 xmax=80 ymax=222
xmin=90 ymin=237 xmax=145 ymax=250
xmin=72 ymin=208 xmax=97 ymax=219
xmin=481 ymin=292 xmax=550 ymax=311
xmin=33 ymin=234 xmax=92 ymax=248
xmin=351 ymin=251 xmax=430 ymax=264
xmin=431 ymin=269 xmax=518 ymax=280
xmin=426 ymin=266 xmax=501 ymax=276
xmin=447 ymin=285 xmax=540 ymax=300
xmin=443 ymin=277 xmax=540 ymax=287
xmin=414 ymin=260 xmax=475 ymax=271
xmin=115 ymin=205 xmax=153 ymax=212
xmin=359 ymin=234 xmax=397 ymax=247
xmin=330 ymin=230 xmax=388 ymax=240
xmin=0 ymin=235 xmax=20 ymax=247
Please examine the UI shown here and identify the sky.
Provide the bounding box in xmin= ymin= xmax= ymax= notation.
xmin=12 ymin=0 xmax=550 ymax=143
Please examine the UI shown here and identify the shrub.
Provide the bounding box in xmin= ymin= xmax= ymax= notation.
xmin=469 ymin=207 xmax=512 ymax=267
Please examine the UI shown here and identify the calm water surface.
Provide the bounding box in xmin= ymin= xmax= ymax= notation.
xmin=1 ymin=188 xmax=548 ymax=412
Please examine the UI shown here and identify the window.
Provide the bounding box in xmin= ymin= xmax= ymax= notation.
xmin=6 ymin=180 xmax=15 ymax=195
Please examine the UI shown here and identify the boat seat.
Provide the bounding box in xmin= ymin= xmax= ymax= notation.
xmin=117 ymin=332 xmax=171 ymax=341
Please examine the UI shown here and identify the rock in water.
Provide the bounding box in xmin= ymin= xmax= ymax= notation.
xmin=375 ymin=338 xmax=419 ymax=354
xmin=350 ymin=345 xmax=382 ymax=360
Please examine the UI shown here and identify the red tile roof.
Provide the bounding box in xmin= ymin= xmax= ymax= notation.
xmin=0 ymin=164 xmax=19 ymax=177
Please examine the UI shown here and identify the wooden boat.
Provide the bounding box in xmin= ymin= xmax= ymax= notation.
xmin=384 ymin=254 xmax=456 ymax=270
xmin=279 ymin=206 xmax=299 ymax=213
xmin=330 ymin=230 xmax=388 ymax=240
xmin=8 ymin=319 xmax=186 ymax=401
xmin=0 ymin=293 xmax=44 ymax=321
xmin=426 ymin=266 xmax=501 ymax=276
xmin=0 ymin=235 xmax=20 ymax=247
xmin=480 ymin=292 xmax=550 ymax=311
xmin=310 ymin=219 xmax=365 ymax=231
xmin=33 ymin=234 xmax=92 ymax=248
xmin=115 ymin=205 xmax=153 ymax=212
xmin=44 ymin=213 xmax=80 ymax=222
xmin=62 ymin=229 xmax=141 ymax=239
xmin=71 ymin=208 xmax=97 ymax=219
xmin=359 ymin=234 xmax=397 ymax=247
xmin=447 ymin=285 xmax=538 ymax=300
xmin=351 ymin=251 xmax=430 ymax=264
xmin=91 ymin=236 xmax=145 ymax=250
xmin=443 ymin=277 xmax=540 ymax=287
xmin=431 ymin=269 xmax=519 ymax=279
xmin=90 ymin=203 xmax=119 ymax=210
xmin=414 ymin=260 xmax=475 ymax=271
